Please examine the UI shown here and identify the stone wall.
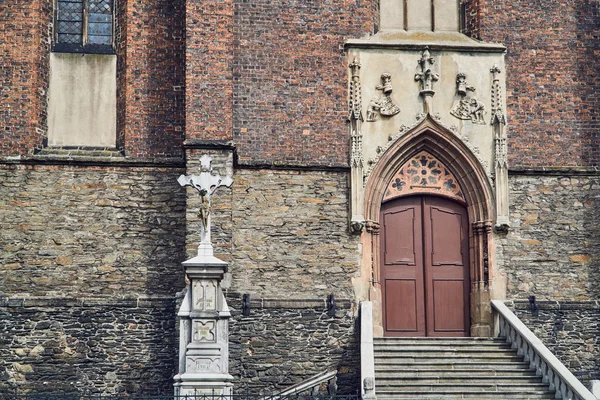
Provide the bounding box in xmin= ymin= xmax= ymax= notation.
xmin=227 ymin=295 xmax=360 ymax=395
xmin=510 ymin=300 xmax=600 ymax=388
xmin=0 ymin=297 xmax=177 ymax=395
xmin=0 ymin=163 xmax=187 ymax=297
xmin=228 ymin=168 xmax=361 ymax=300
xmin=497 ymin=172 xmax=600 ymax=300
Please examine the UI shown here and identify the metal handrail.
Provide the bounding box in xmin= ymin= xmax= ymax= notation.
xmin=492 ymin=300 xmax=596 ymax=400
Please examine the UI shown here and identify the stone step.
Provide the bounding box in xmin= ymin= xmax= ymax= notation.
xmin=374 ymin=346 xmax=517 ymax=354
xmin=374 ymin=337 xmax=509 ymax=344
xmin=374 ymin=353 xmax=525 ymax=362
xmin=375 ymin=361 xmax=534 ymax=372
xmin=375 ymin=382 xmax=552 ymax=392
xmin=376 ymin=391 xmax=556 ymax=399
xmin=375 ymin=364 xmax=537 ymax=379
xmin=376 ymin=375 xmax=544 ymax=385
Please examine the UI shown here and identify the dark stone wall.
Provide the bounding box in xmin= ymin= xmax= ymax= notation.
xmin=0 ymin=297 xmax=177 ymax=396
xmin=510 ymin=300 xmax=600 ymax=388
xmin=227 ymin=295 xmax=360 ymax=395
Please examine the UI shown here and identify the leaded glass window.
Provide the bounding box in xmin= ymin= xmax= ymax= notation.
xmin=54 ymin=0 xmax=114 ymax=53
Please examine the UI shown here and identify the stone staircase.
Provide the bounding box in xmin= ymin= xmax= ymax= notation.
xmin=374 ymin=337 xmax=556 ymax=399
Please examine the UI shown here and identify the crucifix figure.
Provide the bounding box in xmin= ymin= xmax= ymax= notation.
xmin=178 ymin=155 xmax=233 ymax=244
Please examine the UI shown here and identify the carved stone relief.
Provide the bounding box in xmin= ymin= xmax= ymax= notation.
xmin=192 ymin=280 xmax=217 ymax=311
xmin=414 ymin=47 xmax=439 ymax=114
xmin=450 ymin=73 xmax=486 ymax=125
xmin=193 ymin=320 xmax=216 ymax=342
xmin=186 ymin=357 xmax=221 ymax=374
xmin=366 ymin=73 xmax=401 ymax=122
xmin=383 ymin=151 xmax=465 ymax=203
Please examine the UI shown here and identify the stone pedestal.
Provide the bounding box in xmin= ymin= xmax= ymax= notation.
xmin=173 ymin=242 xmax=234 ymax=396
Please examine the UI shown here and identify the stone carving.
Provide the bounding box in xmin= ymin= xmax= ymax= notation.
xmin=348 ymin=57 xmax=365 ymax=233
xmin=450 ymin=73 xmax=486 ymax=124
xmin=414 ymin=47 xmax=439 ymax=114
xmin=186 ymin=357 xmax=221 ymax=374
xmin=490 ymin=65 xmax=510 ymax=232
xmin=366 ymin=73 xmax=400 ymax=122
xmin=383 ymin=151 xmax=465 ymax=203
xmin=178 ymin=155 xmax=233 ymax=244
xmin=193 ymin=280 xmax=217 ymax=311
xmin=193 ymin=320 xmax=216 ymax=342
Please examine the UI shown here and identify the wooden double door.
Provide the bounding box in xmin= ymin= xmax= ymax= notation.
xmin=381 ymin=195 xmax=470 ymax=337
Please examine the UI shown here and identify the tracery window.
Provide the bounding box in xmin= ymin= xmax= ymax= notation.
xmin=54 ymin=0 xmax=114 ymax=53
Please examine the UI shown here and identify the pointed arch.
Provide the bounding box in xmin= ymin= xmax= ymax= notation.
xmin=362 ymin=115 xmax=496 ymax=337
xmin=364 ymin=116 xmax=494 ymax=224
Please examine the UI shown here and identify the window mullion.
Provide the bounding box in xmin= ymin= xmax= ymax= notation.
xmin=83 ymin=0 xmax=89 ymax=46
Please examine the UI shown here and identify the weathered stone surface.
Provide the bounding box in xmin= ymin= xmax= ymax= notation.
xmin=0 ymin=164 xmax=187 ymax=297
xmin=0 ymin=298 xmax=177 ymax=395
xmin=496 ymin=173 xmax=600 ymax=300
xmin=227 ymin=295 xmax=359 ymax=395
xmin=510 ymin=300 xmax=600 ymax=388
xmin=228 ymin=169 xmax=360 ymax=299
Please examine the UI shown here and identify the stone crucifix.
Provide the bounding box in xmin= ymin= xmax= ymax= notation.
xmin=177 ymin=155 xmax=233 ymax=245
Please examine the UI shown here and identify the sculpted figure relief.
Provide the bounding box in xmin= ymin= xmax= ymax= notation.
xmin=366 ymin=73 xmax=400 ymax=122
xmin=450 ymin=73 xmax=486 ymax=125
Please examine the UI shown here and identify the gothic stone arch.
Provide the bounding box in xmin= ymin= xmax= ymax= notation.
xmin=361 ymin=116 xmax=495 ymax=337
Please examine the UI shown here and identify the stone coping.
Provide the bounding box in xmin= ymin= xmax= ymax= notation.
xmin=0 ymin=296 xmax=176 ymax=308
xmin=509 ymin=166 xmax=600 ymax=175
xmin=345 ymin=30 xmax=506 ymax=53
xmin=1 ymin=295 xmax=354 ymax=310
xmin=0 ymin=148 xmax=185 ymax=168
xmin=509 ymin=300 xmax=600 ymax=311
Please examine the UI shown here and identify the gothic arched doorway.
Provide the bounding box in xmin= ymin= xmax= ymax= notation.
xmin=381 ymin=195 xmax=470 ymax=337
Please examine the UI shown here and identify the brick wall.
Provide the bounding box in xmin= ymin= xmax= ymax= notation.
xmin=0 ymin=0 xmax=51 ymax=156
xmin=465 ymin=0 xmax=600 ymax=167
xmin=0 ymin=164 xmax=187 ymax=297
xmin=231 ymin=0 xmax=378 ymax=166
xmin=116 ymin=0 xmax=186 ymax=158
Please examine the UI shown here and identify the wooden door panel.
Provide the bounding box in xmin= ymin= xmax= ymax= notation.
xmin=430 ymin=207 xmax=463 ymax=266
xmin=381 ymin=197 xmax=425 ymax=336
xmin=432 ymin=280 xmax=465 ymax=332
xmin=385 ymin=279 xmax=419 ymax=332
xmin=423 ymin=197 xmax=470 ymax=337
xmin=384 ymin=208 xmax=416 ymax=265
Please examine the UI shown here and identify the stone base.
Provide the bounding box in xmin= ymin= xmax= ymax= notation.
xmin=174 ymin=373 xmax=234 ymax=396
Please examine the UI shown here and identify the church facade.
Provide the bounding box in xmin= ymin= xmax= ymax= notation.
xmin=0 ymin=0 xmax=598 ymax=395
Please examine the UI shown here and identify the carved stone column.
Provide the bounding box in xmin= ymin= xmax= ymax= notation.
xmin=470 ymin=220 xmax=493 ymax=337
xmin=349 ymin=57 xmax=365 ymax=233
xmin=491 ymin=65 xmax=510 ymax=232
